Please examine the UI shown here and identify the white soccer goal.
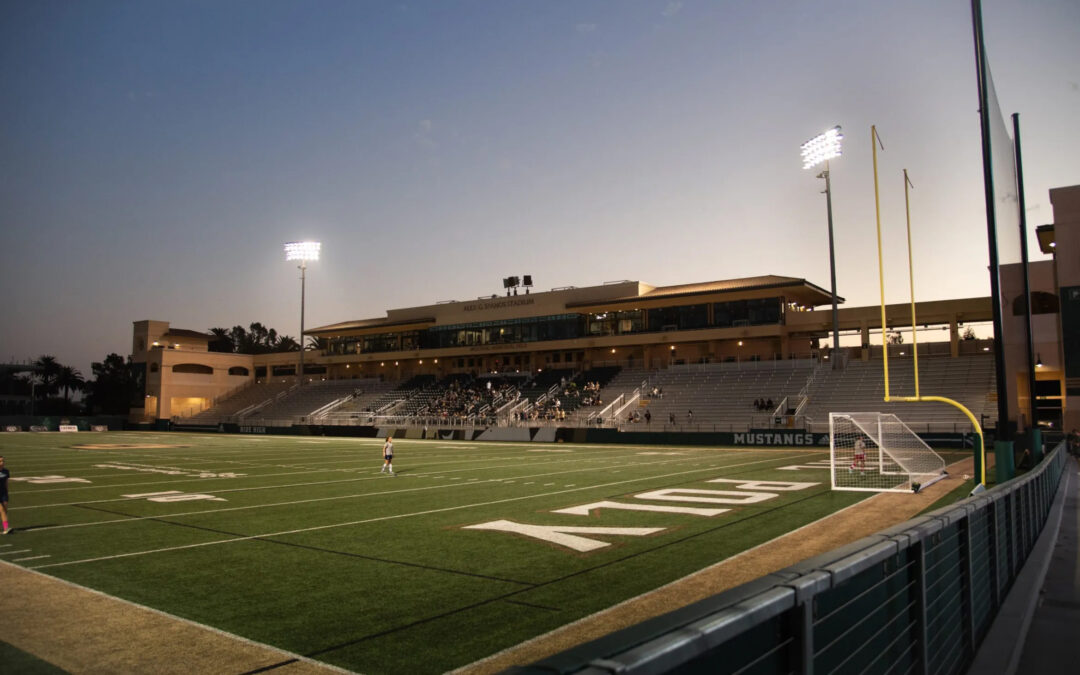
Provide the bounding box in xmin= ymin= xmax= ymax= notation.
xmin=829 ymin=412 xmax=947 ymax=493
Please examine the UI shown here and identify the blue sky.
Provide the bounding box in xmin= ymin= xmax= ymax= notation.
xmin=2 ymin=0 xmax=1078 ymax=376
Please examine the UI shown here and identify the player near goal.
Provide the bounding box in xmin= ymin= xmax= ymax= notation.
xmin=849 ymin=438 xmax=867 ymax=473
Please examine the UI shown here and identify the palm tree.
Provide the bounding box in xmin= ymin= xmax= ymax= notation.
xmin=56 ymin=366 xmax=86 ymax=413
xmin=276 ymin=335 xmax=300 ymax=353
xmin=208 ymin=327 xmax=235 ymax=353
xmin=34 ymin=355 xmax=61 ymax=398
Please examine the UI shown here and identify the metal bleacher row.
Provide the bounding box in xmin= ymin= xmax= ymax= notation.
xmin=176 ymin=353 xmax=997 ymax=433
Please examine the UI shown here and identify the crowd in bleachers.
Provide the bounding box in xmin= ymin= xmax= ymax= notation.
xmin=421 ymin=376 xmax=518 ymax=421
xmin=512 ymin=368 xmax=621 ymax=422
xmin=179 ymin=354 xmax=998 ymax=434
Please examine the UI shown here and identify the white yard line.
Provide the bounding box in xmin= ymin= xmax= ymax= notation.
xmin=13 ymin=449 xmax=641 ymax=494
xmin=13 ymin=452 xmax=685 ymax=505
xmin=29 ymin=452 xmax=821 ymax=570
xmin=25 ymin=452 xmax=781 ymax=522
xmin=451 ymin=495 xmax=873 ymax=675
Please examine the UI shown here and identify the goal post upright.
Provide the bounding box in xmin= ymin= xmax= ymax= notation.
xmin=870 ymin=125 xmax=987 ymax=489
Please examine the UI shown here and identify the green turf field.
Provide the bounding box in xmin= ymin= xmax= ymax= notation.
xmin=0 ymin=432 xmax=966 ymax=673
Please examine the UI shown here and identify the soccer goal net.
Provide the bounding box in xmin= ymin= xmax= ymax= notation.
xmin=829 ymin=412 xmax=947 ymax=493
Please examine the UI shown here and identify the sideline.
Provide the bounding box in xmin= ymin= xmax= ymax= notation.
xmin=0 ymin=560 xmax=354 ymax=675
xmin=454 ymin=457 xmax=975 ymax=674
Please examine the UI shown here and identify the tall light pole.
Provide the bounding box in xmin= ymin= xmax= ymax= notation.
xmin=801 ymin=126 xmax=843 ymax=368
xmin=284 ymin=241 xmax=320 ymax=385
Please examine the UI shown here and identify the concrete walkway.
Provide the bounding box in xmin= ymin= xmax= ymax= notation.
xmin=970 ymin=453 xmax=1080 ymax=674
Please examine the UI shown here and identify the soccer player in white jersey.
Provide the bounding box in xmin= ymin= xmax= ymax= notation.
xmin=849 ymin=438 xmax=867 ymax=473
xmin=380 ymin=437 xmax=395 ymax=476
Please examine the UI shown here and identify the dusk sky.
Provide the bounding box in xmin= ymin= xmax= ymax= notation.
xmin=2 ymin=0 xmax=1078 ymax=378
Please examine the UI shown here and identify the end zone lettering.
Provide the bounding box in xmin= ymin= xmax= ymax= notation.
xmin=239 ymin=426 xmax=267 ymax=434
xmin=733 ymin=432 xmax=816 ymax=446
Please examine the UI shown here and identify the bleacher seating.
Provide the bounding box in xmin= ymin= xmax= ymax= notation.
xmin=183 ymin=353 xmax=997 ymax=433
xmin=243 ymin=379 xmax=379 ymax=422
xmin=638 ymin=359 xmax=816 ymax=431
xmin=799 ymin=353 xmax=997 ymax=432
xmin=181 ymin=380 xmax=295 ymax=423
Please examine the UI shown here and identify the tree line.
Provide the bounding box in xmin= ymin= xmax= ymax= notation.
xmin=1 ymin=322 xmax=301 ymax=416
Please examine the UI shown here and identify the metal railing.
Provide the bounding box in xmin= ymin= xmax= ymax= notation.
xmin=515 ymin=443 xmax=1069 ymax=675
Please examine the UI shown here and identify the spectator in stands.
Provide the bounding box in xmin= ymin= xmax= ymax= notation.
xmin=669 ymin=412 xmax=676 ymax=425
xmin=1 ymin=455 xmax=11 ymax=534
xmin=645 ymin=409 xmax=652 ymax=425
xmin=1069 ymin=429 xmax=1080 ymax=457
xmin=687 ymin=410 xmax=693 ymax=422
xmin=766 ymin=398 xmax=773 ymax=410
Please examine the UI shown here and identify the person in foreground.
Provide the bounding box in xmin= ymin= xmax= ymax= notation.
xmin=1 ymin=455 xmax=11 ymax=534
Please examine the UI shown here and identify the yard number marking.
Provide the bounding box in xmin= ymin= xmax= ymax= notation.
xmin=122 ymin=491 xmax=226 ymax=503
xmin=463 ymin=521 xmax=664 ymax=553
xmin=465 ymin=478 xmax=819 ymax=552
xmin=11 ymin=476 xmax=91 ymax=485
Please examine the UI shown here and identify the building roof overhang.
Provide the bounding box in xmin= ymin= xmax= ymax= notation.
xmin=306 ymin=317 xmax=436 ymax=338
xmin=567 ymin=275 xmax=839 ymax=311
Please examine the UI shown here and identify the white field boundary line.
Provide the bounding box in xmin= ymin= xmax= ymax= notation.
xmin=451 ymin=494 xmax=875 ymax=675
xmin=17 ymin=439 xmax=814 ymax=479
xmin=21 ymin=441 xmax=829 ymax=485
xmin=12 ymin=448 xmax=738 ymax=506
xmin=12 ymin=444 xmax=649 ymax=485
xmin=0 ymin=559 xmax=358 ymax=675
xmin=12 ymin=447 xmax=654 ymax=494
xmin=14 ymin=444 xmax=803 ymax=503
xmin=69 ymin=432 xmax=823 ymax=455
xmin=28 ymin=452 xmax=823 ymax=569
xmin=21 ymin=450 xmax=804 ymax=523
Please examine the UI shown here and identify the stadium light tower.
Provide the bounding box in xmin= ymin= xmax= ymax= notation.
xmin=801 ymin=126 xmax=843 ymax=368
xmin=285 ymin=241 xmax=320 ymax=385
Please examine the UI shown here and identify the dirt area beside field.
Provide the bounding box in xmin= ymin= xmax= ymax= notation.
xmin=0 ymin=566 xmax=345 ymax=674
xmin=1 ymin=458 xmax=975 ymax=675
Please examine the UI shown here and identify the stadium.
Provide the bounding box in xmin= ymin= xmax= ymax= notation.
xmin=0 ymin=184 xmax=1075 ymax=674
xmin=4 ymin=3 xmax=1080 ymax=674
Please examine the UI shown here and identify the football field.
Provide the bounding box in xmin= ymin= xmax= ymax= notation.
xmin=0 ymin=432 xmax=965 ymax=673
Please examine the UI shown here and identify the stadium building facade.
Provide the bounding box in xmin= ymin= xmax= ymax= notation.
xmin=131 ymin=275 xmax=994 ymax=422
xmin=128 ymin=184 xmax=1080 ymax=430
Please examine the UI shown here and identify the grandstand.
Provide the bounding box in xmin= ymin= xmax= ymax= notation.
xmin=178 ymin=352 xmax=997 ymax=436
xmin=798 ymin=353 xmax=997 ymax=432
xmin=134 ymin=276 xmax=1002 ymax=439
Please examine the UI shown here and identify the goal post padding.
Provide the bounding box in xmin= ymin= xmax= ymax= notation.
xmin=830 ymin=412 xmax=947 ymax=493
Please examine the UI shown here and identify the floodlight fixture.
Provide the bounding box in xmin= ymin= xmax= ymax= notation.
xmin=284 ymin=241 xmax=321 ymax=262
xmin=800 ymin=126 xmax=843 ymax=170
xmin=284 ymin=240 xmax=321 ymax=385
xmin=800 ymin=126 xmax=842 ymax=367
